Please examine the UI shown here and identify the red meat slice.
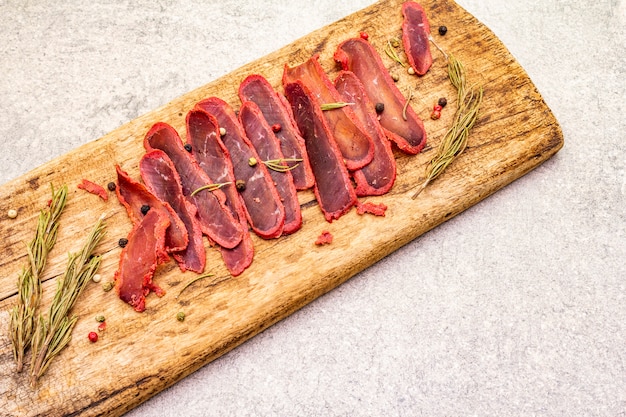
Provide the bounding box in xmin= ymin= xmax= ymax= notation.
xmin=284 ymin=80 xmax=357 ymax=222
xmin=186 ymin=108 xmax=254 ymax=276
xmin=195 ymin=97 xmax=285 ymax=239
xmin=402 ymin=1 xmax=433 ymax=76
xmin=114 ymin=209 xmax=169 ymax=313
xmin=77 ymin=179 xmax=108 ymax=201
xmin=115 ymin=165 xmax=188 ymax=253
xmin=334 ymin=71 xmax=397 ymax=196
xmin=239 ymin=74 xmax=314 ymax=190
xmin=144 ymin=122 xmax=243 ymax=249
xmin=334 ymin=38 xmax=427 ymax=155
xmin=140 ymin=150 xmax=206 ymax=274
xmin=282 ymin=55 xmax=375 ymax=171
xmin=239 ymin=101 xmax=302 ymax=235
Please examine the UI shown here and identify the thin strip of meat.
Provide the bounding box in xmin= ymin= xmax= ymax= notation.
xmin=282 ymin=55 xmax=375 ymax=171
xmin=77 ymin=179 xmax=108 ymax=201
xmin=239 ymin=101 xmax=302 ymax=235
xmin=401 ymin=1 xmax=433 ymax=76
xmin=284 ymin=80 xmax=357 ymax=222
xmin=334 ymin=71 xmax=397 ymax=196
xmin=239 ymin=74 xmax=314 ymax=190
xmin=144 ymin=122 xmax=243 ymax=249
xmin=195 ymin=97 xmax=285 ymax=239
xmin=186 ymin=108 xmax=253 ymax=276
xmin=334 ymin=37 xmax=427 ymax=155
xmin=114 ymin=209 xmax=169 ymax=313
xmin=115 ymin=165 xmax=188 ymax=253
xmin=140 ymin=150 xmax=206 ymax=274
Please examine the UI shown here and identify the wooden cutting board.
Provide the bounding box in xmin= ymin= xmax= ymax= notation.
xmin=0 ymin=0 xmax=563 ymax=415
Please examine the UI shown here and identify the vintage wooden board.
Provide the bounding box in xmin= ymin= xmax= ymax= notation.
xmin=0 ymin=0 xmax=563 ymax=415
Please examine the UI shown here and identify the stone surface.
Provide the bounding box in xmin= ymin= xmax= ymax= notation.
xmin=1 ymin=0 xmax=624 ymax=416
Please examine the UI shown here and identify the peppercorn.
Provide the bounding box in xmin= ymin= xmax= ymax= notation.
xmin=96 ymin=315 xmax=106 ymax=323
xmin=433 ymin=104 xmax=443 ymax=112
xmin=271 ymin=123 xmax=282 ymax=133
xmin=176 ymin=312 xmax=186 ymax=322
xmin=92 ymin=274 xmax=102 ymax=283
xmin=102 ymin=281 xmax=114 ymax=292
xmin=438 ymin=97 xmax=448 ymax=108
xmin=430 ymin=111 xmax=441 ymax=120
xmin=98 ymin=322 xmax=107 ymax=332
xmin=7 ymin=209 xmax=18 ymax=219
xmin=248 ymin=157 xmax=257 ymax=167
xmin=375 ymin=102 xmax=385 ymax=113
xmin=118 ymin=238 xmax=129 ymax=248
xmin=438 ymin=25 xmax=448 ymax=36
xmin=88 ymin=331 xmax=98 ymax=343
xmin=408 ymin=67 xmax=415 ymax=75
xmin=107 ymin=182 xmax=116 ymax=191
xmin=391 ymin=74 xmax=400 ymax=82
xmin=236 ymin=179 xmax=246 ymax=191
xmin=359 ymin=31 xmax=369 ymax=41
xmin=184 ymin=143 xmax=193 ymax=152
xmin=219 ymin=127 xmax=226 ymax=136
xmin=140 ymin=205 xmax=150 ymax=215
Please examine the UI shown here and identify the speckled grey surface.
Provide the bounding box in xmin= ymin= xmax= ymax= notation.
xmin=1 ymin=0 xmax=625 ymax=416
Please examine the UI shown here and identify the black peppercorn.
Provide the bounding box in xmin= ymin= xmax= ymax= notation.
xmin=107 ymin=182 xmax=116 ymax=191
xmin=236 ymin=179 xmax=246 ymax=191
xmin=438 ymin=25 xmax=448 ymax=36
xmin=437 ymin=97 xmax=447 ymax=108
xmin=140 ymin=205 xmax=150 ymax=215
xmin=184 ymin=143 xmax=192 ymax=152
xmin=375 ymin=102 xmax=385 ymax=113
xmin=118 ymin=238 xmax=129 ymax=248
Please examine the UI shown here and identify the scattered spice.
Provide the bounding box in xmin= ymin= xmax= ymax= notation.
xmin=95 ymin=315 xmax=106 ymax=323
xmin=391 ymin=73 xmax=400 ymax=82
xmin=118 ymin=238 xmax=129 ymax=248
xmin=219 ymin=127 xmax=226 ymax=136
xmin=438 ymin=25 xmax=448 ymax=36
xmin=248 ymin=157 xmax=258 ymax=166
xmin=92 ymin=274 xmax=102 ymax=283
xmin=9 ymin=184 xmax=67 ymax=373
xmin=315 ymin=231 xmax=333 ymax=246
xmin=140 ymin=204 xmax=151 ymax=215
xmin=107 ymin=182 xmax=116 ymax=192
xmin=176 ymin=312 xmax=186 ymax=322
xmin=88 ymin=332 xmax=98 ymax=343
xmin=271 ymin=123 xmax=282 ymax=133
xmin=359 ymin=31 xmax=369 ymax=41
xmin=438 ymin=97 xmax=448 ymax=108
xmin=97 ymin=321 xmax=107 ymax=332
xmin=408 ymin=67 xmax=416 ymax=75
xmin=184 ymin=143 xmax=193 ymax=152
xmin=176 ymin=273 xmax=215 ymax=299
xmin=375 ymin=102 xmax=385 ymax=113
xmin=102 ymin=281 xmax=114 ymax=292
xmin=384 ymin=39 xmax=405 ymax=67
xmin=7 ymin=209 xmax=18 ymax=219
xmin=320 ymin=102 xmax=354 ymax=111
xmin=190 ymin=182 xmax=231 ymax=197
xmin=236 ymin=179 xmax=246 ymax=191
xmin=430 ymin=104 xmax=443 ymax=120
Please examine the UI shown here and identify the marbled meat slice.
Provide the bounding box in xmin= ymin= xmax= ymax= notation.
xmin=115 ymin=165 xmax=188 ymax=253
xmin=114 ymin=209 xmax=169 ymax=313
xmin=140 ymin=150 xmax=206 ymax=274
xmin=186 ymin=108 xmax=253 ymax=276
xmin=239 ymin=101 xmax=302 ymax=235
xmin=334 ymin=38 xmax=427 ymax=155
xmin=238 ymin=74 xmax=314 ymax=190
xmin=334 ymin=71 xmax=397 ymax=196
xmin=401 ymin=1 xmax=433 ymax=76
xmin=144 ymin=122 xmax=243 ymax=249
xmin=195 ymin=97 xmax=285 ymax=239
xmin=282 ymin=55 xmax=374 ymax=171
xmin=284 ymin=80 xmax=357 ymax=222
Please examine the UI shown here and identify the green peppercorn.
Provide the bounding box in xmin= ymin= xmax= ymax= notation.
xmin=102 ymin=281 xmax=114 ymax=292
xmin=95 ymin=315 xmax=106 ymax=323
xmin=176 ymin=312 xmax=186 ymax=322
xmin=248 ymin=157 xmax=257 ymax=167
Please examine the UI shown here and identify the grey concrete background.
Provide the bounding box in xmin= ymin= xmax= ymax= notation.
xmin=1 ymin=0 xmax=625 ymax=416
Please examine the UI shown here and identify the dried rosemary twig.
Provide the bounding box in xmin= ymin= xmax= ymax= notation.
xmin=320 ymin=102 xmax=354 ymax=111
xmin=176 ymin=273 xmax=215 ymax=299
xmin=29 ymin=216 xmax=106 ymax=387
xmin=263 ymin=158 xmax=303 ymax=173
xmin=9 ymin=184 xmax=67 ymax=372
xmin=190 ymin=182 xmax=231 ymax=197
xmin=412 ymin=54 xmax=483 ymax=199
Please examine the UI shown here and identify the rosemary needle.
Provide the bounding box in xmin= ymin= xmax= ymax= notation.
xmin=320 ymin=102 xmax=354 ymax=111
xmin=9 ymin=184 xmax=67 ymax=372
xmin=190 ymin=182 xmax=231 ymax=197
xmin=176 ymin=273 xmax=215 ymax=299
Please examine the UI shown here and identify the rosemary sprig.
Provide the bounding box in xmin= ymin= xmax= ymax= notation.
xmin=402 ymin=87 xmax=413 ymax=121
xmin=176 ymin=273 xmax=215 ymax=299
xmin=190 ymin=182 xmax=231 ymax=197
xmin=29 ymin=216 xmax=106 ymax=387
xmin=263 ymin=158 xmax=303 ymax=173
xmin=9 ymin=184 xmax=67 ymax=372
xmin=320 ymin=102 xmax=354 ymax=111
xmin=412 ymin=54 xmax=483 ymax=199
xmin=384 ymin=39 xmax=406 ymax=67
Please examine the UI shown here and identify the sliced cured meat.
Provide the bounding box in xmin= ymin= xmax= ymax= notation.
xmin=186 ymin=108 xmax=253 ymax=276
xmin=115 ymin=165 xmax=188 ymax=253
xmin=77 ymin=179 xmax=108 ymax=201
xmin=114 ymin=209 xmax=169 ymax=312
xmin=239 ymin=74 xmax=314 ymax=190
xmin=195 ymin=97 xmax=285 ymax=239
xmin=401 ymin=1 xmax=433 ymax=76
xmin=144 ymin=122 xmax=243 ymax=249
xmin=140 ymin=150 xmax=206 ymax=274
xmin=334 ymin=71 xmax=397 ymax=196
xmin=239 ymin=101 xmax=302 ymax=235
xmin=282 ymin=55 xmax=375 ymax=171
xmin=284 ymin=80 xmax=357 ymax=222
xmin=334 ymin=37 xmax=427 ymax=155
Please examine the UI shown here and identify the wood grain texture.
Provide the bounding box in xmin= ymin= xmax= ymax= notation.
xmin=0 ymin=0 xmax=562 ymax=415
